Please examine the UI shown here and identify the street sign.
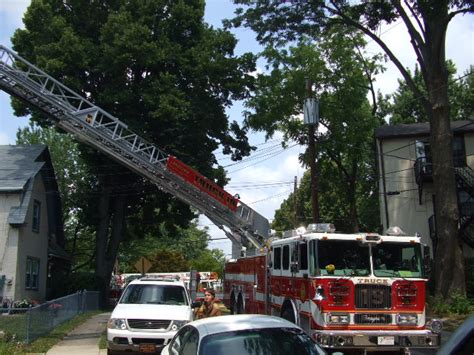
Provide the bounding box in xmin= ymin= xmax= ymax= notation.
xmin=134 ymin=257 xmax=152 ymax=275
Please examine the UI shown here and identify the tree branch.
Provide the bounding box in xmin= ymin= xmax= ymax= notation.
xmin=393 ymin=0 xmax=427 ymax=73
xmin=403 ymin=0 xmax=425 ymax=35
xmin=322 ymin=2 xmax=429 ymax=109
xmin=353 ymin=42 xmax=378 ymax=116
xmin=447 ymin=7 xmax=474 ymax=23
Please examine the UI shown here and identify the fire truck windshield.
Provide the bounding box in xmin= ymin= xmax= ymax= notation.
xmin=372 ymin=242 xmax=423 ymax=278
xmin=313 ymin=240 xmax=370 ymax=276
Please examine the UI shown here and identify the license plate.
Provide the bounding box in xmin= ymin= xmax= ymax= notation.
xmin=139 ymin=343 xmax=156 ymax=353
xmin=377 ymin=336 xmax=395 ymax=345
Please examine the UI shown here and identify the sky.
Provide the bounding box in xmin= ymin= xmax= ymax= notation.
xmin=1 ymin=0 xmax=473 ymax=257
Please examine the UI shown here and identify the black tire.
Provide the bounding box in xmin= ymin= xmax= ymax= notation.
xmin=230 ymin=291 xmax=236 ymax=315
xmin=236 ymin=293 xmax=244 ymax=314
xmin=281 ymin=306 xmax=295 ymax=324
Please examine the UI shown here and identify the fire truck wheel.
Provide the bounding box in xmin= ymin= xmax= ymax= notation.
xmin=281 ymin=306 xmax=295 ymax=324
xmin=230 ymin=292 xmax=236 ymax=315
xmin=236 ymin=293 xmax=244 ymax=314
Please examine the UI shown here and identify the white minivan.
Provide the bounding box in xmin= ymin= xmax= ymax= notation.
xmin=107 ymin=277 xmax=193 ymax=354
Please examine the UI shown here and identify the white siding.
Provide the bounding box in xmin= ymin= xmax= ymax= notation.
xmin=0 ymin=193 xmax=21 ymax=302
xmin=378 ymin=133 xmax=474 ymax=258
xmin=17 ymin=176 xmax=49 ymax=302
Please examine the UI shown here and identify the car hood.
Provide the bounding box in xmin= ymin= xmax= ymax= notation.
xmin=111 ymin=304 xmax=192 ymax=320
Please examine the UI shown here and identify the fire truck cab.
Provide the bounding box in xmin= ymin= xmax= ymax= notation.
xmin=224 ymin=224 xmax=442 ymax=354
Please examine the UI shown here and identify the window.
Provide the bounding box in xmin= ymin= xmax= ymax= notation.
xmin=299 ymin=242 xmax=308 ymax=270
xmin=453 ymin=136 xmax=466 ymax=167
xmin=416 ymin=136 xmax=465 ymax=168
xmin=170 ymin=325 xmax=199 ymax=355
xmin=282 ymin=245 xmax=290 ymax=270
xmin=32 ymin=200 xmax=41 ymax=233
xmin=120 ymin=284 xmax=187 ymax=305
xmin=26 ymin=257 xmax=40 ymax=289
xmin=273 ymin=247 xmax=281 ymax=270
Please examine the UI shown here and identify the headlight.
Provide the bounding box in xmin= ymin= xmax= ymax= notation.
xmin=397 ymin=313 xmax=418 ymax=325
xmin=327 ymin=313 xmax=349 ymax=324
xmin=107 ymin=318 xmax=128 ymax=330
xmin=171 ymin=320 xmax=189 ymax=331
xmin=426 ymin=319 xmax=443 ymax=334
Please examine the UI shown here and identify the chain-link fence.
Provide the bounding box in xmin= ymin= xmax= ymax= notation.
xmin=0 ymin=290 xmax=99 ymax=344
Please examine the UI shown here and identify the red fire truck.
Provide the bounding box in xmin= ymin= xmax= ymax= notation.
xmin=223 ymin=224 xmax=442 ymax=354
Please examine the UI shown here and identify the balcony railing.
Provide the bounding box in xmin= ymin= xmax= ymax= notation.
xmin=414 ymin=158 xmax=433 ymax=184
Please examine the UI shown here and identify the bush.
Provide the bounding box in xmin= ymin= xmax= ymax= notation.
xmin=427 ymin=293 xmax=473 ymax=317
xmin=449 ymin=292 xmax=471 ymax=314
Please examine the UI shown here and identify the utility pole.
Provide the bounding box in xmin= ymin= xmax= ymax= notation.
xmin=304 ymin=79 xmax=319 ymax=223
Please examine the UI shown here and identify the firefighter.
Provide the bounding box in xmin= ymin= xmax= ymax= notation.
xmin=194 ymin=288 xmax=221 ymax=319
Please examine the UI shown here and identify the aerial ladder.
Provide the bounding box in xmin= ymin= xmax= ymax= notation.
xmin=0 ymin=45 xmax=269 ymax=255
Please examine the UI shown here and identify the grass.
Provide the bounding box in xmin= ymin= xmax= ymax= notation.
xmin=0 ymin=310 xmax=102 ymax=355
xmin=99 ymin=331 xmax=107 ymax=350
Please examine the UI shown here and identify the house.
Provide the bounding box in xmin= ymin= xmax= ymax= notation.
xmin=375 ymin=120 xmax=474 ymax=259
xmin=0 ymin=145 xmax=69 ymax=305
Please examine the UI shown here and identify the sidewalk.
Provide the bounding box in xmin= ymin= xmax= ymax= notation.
xmin=46 ymin=312 xmax=110 ymax=355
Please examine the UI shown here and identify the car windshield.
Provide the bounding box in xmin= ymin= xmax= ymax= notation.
xmin=315 ymin=240 xmax=370 ymax=276
xmin=199 ymin=328 xmax=326 ymax=355
xmin=120 ymin=284 xmax=187 ymax=305
xmin=373 ymin=242 xmax=423 ymax=278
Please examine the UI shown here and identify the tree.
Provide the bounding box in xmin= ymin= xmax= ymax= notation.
xmin=11 ymin=0 xmax=256 ymax=304
xmin=388 ymin=64 xmax=474 ymax=124
xmin=241 ymin=27 xmax=383 ymax=233
xmin=231 ymin=0 xmax=473 ymax=298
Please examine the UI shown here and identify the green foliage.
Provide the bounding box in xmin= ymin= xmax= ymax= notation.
xmin=386 ymin=64 xmax=474 ymax=124
xmin=120 ymin=222 xmax=225 ymax=277
xmin=147 ymin=250 xmax=190 ymax=273
xmin=190 ymin=249 xmax=226 ymax=278
xmin=448 ymin=292 xmax=472 ymax=314
xmin=11 ymin=0 xmax=257 ymax=297
xmin=60 ymin=271 xmax=102 ymax=293
xmin=428 ymin=293 xmax=473 ymax=317
xmin=247 ymin=28 xmax=382 ymax=232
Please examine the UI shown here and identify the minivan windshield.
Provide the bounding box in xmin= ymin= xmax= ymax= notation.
xmin=120 ymin=284 xmax=188 ymax=305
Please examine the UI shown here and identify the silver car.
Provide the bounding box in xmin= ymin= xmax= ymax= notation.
xmin=437 ymin=315 xmax=474 ymax=355
xmin=161 ymin=314 xmax=327 ymax=355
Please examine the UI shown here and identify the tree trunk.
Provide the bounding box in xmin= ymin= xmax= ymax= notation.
xmin=425 ymin=14 xmax=466 ymax=297
xmin=95 ymin=176 xmax=111 ymax=308
xmin=104 ymin=194 xmax=127 ymax=302
xmin=429 ymin=82 xmax=466 ymax=298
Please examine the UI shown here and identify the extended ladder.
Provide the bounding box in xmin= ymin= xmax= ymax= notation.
xmin=0 ymin=45 xmax=269 ymax=251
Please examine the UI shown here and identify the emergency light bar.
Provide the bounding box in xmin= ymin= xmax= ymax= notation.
xmin=307 ymin=223 xmax=336 ymax=233
xmin=385 ymin=226 xmax=407 ymax=236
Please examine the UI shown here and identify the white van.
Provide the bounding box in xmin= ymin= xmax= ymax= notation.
xmin=107 ymin=277 xmax=193 ymax=354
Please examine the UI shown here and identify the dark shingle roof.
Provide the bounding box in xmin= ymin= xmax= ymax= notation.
xmin=0 ymin=144 xmax=69 ymax=260
xmin=375 ymin=120 xmax=474 ymax=139
xmin=0 ymin=145 xmax=46 ymax=192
